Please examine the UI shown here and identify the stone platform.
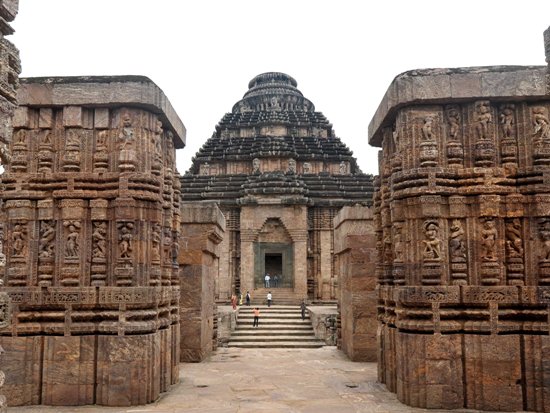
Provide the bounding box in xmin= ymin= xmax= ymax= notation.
xmin=7 ymin=347 xmax=519 ymax=413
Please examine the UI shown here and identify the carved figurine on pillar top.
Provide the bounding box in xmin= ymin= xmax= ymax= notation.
xmin=37 ymin=130 xmax=54 ymax=173
xmin=63 ymin=129 xmax=81 ymax=172
xmin=449 ymin=219 xmax=467 ymax=285
xmin=10 ymin=129 xmax=27 ymax=173
xmin=61 ymin=220 xmax=81 ymax=287
xmin=38 ymin=220 xmax=55 ymax=287
xmin=446 ymin=106 xmax=464 ymax=167
xmin=505 ymin=218 xmax=525 ymax=285
xmin=161 ymin=228 xmax=173 ymax=285
xmin=115 ymin=222 xmax=135 ymax=286
xmin=474 ymin=101 xmax=496 ymax=167
xmin=499 ymin=104 xmax=518 ymax=169
xmin=390 ymin=123 xmax=402 ymax=173
xmin=392 ymin=223 xmax=405 ymax=285
xmin=8 ymin=221 xmax=27 ymax=287
xmin=537 ymin=218 xmax=550 ymax=285
xmin=91 ymin=221 xmax=107 ymax=286
xmin=421 ymin=220 xmax=442 ymax=285
xmin=149 ymin=222 xmax=162 ymax=286
xmin=93 ymin=130 xmax=109 ymax=172
xmin=419 ymin=115 xmax=439 ymax=168
xmin=531 ymin=106 xmax=550 ymax=166
xmin=151 ymin=120 xmax=163 ymax=176
xmin=480 ymin=218 xmax=501 ymax=285
xmin=118 ymin=114 xmax=137 ymax=173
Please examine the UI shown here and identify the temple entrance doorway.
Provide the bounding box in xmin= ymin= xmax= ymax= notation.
xmin=254 ymin=242 xmax=293 ymax=289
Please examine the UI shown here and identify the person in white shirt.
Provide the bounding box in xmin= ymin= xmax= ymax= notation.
xmin=267 ymin=291 xmax=272 ymax=307
xmin=264 ymin=273 xmax=271 ymax=288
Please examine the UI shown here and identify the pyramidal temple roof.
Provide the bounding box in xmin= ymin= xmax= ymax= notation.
xmin=181 ymin=72 xmax=373 ymax=207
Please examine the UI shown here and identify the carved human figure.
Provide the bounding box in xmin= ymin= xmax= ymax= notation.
xmin=393 ymin=224 xmax=404 ymax=262
xmin=118 ymin=115 xmax=134 ymax=150
xmin=539 ymin=219 xmax=550 ymax=261
xmin=303 ymin=162 xmax=311 ymax=174
xmin=64 ymin=221 xmax=80 ymax=258
xmin=532 ymin=106 xmax=550 ymax=141
xmin=0 ymin=142 xmax=9 ymax=166
xmin=252 ymin=158 xmax=260 ymax=173
xmin=392 ymin=125 xmax=400 ymax=151
xmin=499 ymin=105 xmax=515 ymax=138
xmin=422 ymin=221 xmax=441 ymax=261
xmin=339 ymin=161 xmax=347 ymax=175
xmin=171 ymin=236 xmax=180 ymax=264
xmin=200 ymin=162 xmax=210 ymax=176
xmin=39 ymin=221 xmax=55 ymax=258
xmin=118 ymin=222 xmax=134 ymax=259
xmin=447 ymin=108 xmax=460 ymax=140
xmin=151 ymin=223 xmax=161 ymax=261
xmin=449 ymin=219 xmax=466 ymax=260
xmin=288 ymin=158 xmax=296 ymax=174
xmin=421 ymin=116 xmax=435 ymax=141
xmin=481 ymin=219 xmax=498 ymax=261
xmin=383 ymin=230 xmax=393 ymax=263
xmin=11 ymin=223 xmax=26 ymax=257
xmin=165 ymin=131 xmax=175 ymax=167
xmin=475 ymin=101 xmax=492 ymax=140
xmin=92 ymin=222 xmax=107 ymax=259
xmin=505 ymin=218 xmax=523 ymax=257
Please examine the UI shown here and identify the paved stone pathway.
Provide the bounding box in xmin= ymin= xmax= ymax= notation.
xmin=9 ymin=347 xmax=524 ymax=413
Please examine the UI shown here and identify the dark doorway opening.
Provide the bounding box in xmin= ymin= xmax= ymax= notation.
xmin=265 ymin=253 xmax=283 ymax=280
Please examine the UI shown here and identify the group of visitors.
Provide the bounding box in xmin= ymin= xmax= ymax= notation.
xmin=263 ymin=272 xmax=282 ymax=288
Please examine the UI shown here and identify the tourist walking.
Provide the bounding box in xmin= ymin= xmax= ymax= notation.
xmin=267 ymin=291 xmax=272 ymax=307
xmin=231 ymin=294 xmax=237 ymax=310
xmin=252 ymin=307 xmax=260 ymax=327
xmin=273 ymin=274 xmax=279 ymax=287
xmin=301 ymin=300 xmax=307 ymax=320
xmin=238 ymin=292 xmax=243 ymax=306
xmin=264 ymin=273 xmax=271 ymax=288
xmin=246 ymin=291 xmax=251 ymax=306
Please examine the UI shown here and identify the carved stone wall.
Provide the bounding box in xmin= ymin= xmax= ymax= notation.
xmin=0 ymin=77 xmax=185 ymax=406
xmin=179 ymin=202 xmax=225 ymax=362
xmin=370 ymin=39 xmax=550 ymax=411
xmin=334 ymin=205 xmax=376 ymax=361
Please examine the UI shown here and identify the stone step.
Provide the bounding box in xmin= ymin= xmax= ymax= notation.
xmin=238 ymin=313 xmax=308 ymax=319
xmin=228 ymin=335 xmax=319 ymax=342
xmin=235 ymin=325 xmax=313 ymax=331
xmin=227 ymin=341 xmax=325 ymax=349
xmin=232 ymin=329 xmax=314 ymax=335
xmin=236 ymin=319 xmax=312 ymax=325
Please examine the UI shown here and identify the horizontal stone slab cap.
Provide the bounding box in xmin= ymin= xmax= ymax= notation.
xmin=18 ymin=75 xmax=186 ymax=148
xmin=368 ymin=65 xmax=547 ymax=147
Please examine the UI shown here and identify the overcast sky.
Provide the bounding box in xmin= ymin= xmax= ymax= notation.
xmin=12 ymin=1 xmax=550 ymax=175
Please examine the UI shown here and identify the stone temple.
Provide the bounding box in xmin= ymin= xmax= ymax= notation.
xmin=181 ymin=72 xmax=373 ymax=303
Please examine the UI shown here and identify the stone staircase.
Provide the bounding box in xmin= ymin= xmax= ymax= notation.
xmin=227 ymin=305 xmax=325 ymax=348
xmin=249 ymin=288 xmax=303 ymax=305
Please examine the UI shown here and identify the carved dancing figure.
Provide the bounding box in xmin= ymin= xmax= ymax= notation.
xmin=475 ymin=101 xmax=492 ymax=140
xmin=532 ymin=107 xmax=550 ymax=141
xmin=392 ymin=125 xmax=400 ymax=151
xmin=481 ymin=219 xmax=498 ymax=261
xmin=39 ymin=221 xmax=55 ymax=258
xmin=303 ymin=162 xmax=311 ymax=174
xmin=447 ymin=108 xmax=460 ymax=140
xmin=339 ymin=161 xmax=347 ymax=174
xmin=92 ymin=222 xmax=107 ymax=259
xmin=11 ymin=223 xmax=26 ymax=257
xmin=118 ymin=222 xmax=134 ymax=259
xmin=393 ymin=225 xmax=404 ymax=262
xmin=118 ymin=115 xmax=134 ymax=150
xmin=151 ymin=223 xmax=161 ymax=261
xmin=421 ymin=116 xmax=435 ymax=141
xmin=499 ymin=105 xmax=515 ymax=138
xmin=505 ymin=218 xmax=523 ymax=257
xmin=252 ymin=158 xmax=260 ymax=173
xmin=422 ymin=221 xmax=441 ymax=260
xmin=449 ymin=219 xmax=466 ymax=259
xmin=288 ymin=158 xmax=296 ymax=174
xmin=64 ymin=221 xmax=80 ymax=258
